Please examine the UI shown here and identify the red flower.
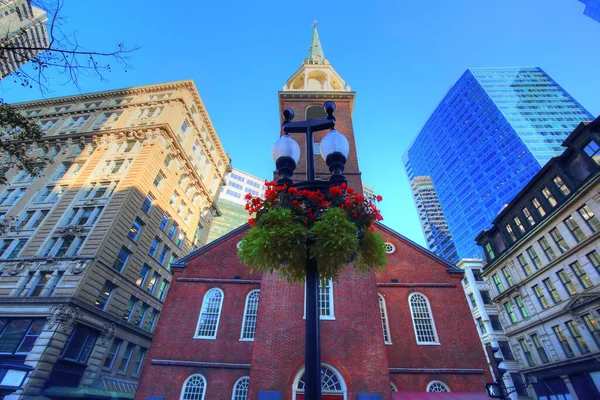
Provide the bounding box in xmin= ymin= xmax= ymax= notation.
xmin=376 ymin=195 xmax=383 ymax=202
xmin=248 ymin=218 xmax=256 ymax=227
xmin=347 ymin=187 xmax=354 ymax=195
xmin=369 ymin=226 xmax=375 ymax=232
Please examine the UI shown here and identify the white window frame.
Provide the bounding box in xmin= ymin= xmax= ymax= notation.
xmin=378 ymin=294 xmax=392 ymax=344
xmin=408 ymin=292 xmax=440 ymax=345
xmin=231 ymin=376 xmax=250 ymax=400
xmin=292 ymin=362 xmax=347 ymax=400
xmin=426 ymin=380 xmax=450 ymax=392
xmin=304 ymin=279 xmax=335 ymax=320
xmin=240 ymin=289 xmax=260 ymax=341
xmin=180 ymin=374 xmax=207 ymax=400
xmin=194 ymin=288 xmax=224 ymax=339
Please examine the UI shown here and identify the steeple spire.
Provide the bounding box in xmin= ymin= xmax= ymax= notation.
xmin=306 ymin=21 xmax=325 ymax=65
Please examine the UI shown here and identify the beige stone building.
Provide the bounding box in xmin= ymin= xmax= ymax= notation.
xmin=0 ymin=81 xmax=230 ymax=399
xmin=0 ymin=0 xmax=49 ymax=78
xmin=477 ymin=116 xmax=600 ymax=399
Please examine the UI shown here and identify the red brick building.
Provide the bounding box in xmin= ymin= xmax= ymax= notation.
xmin=135 ymin=27 xmax=491 ymax=400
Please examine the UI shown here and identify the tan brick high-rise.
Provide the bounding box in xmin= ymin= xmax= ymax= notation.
xmin=0 ymin=81 xmax=230 ymax=399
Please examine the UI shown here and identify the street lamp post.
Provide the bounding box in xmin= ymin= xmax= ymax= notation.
xmin=272 ymin=101 xmax=349 ymax=400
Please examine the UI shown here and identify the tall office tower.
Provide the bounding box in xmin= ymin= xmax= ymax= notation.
xmin=404 ymin=67 xmax=594 ymax=260
xmin=578 ymin=0 xmax=600 ymax=22
xmin=0 ymin=81 xmax=230 ymax=399
xmin=0 ymin=0 xmax=49 ymax=78
xmin=410 ymin=176 xmax=458 ymax=263
xmin=206 ymin=168 xmax=266 ymax=243
xmin=363 ymin=183 xmax=375 ymax=200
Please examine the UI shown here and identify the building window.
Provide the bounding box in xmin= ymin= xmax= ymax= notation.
xmin=492 ymin=274 xmax=504 ymax=293
xmin=542 ymin=187 xmax=557 ymax=207
xmin=176 ymin=232 xmax=185 ymax=248
xmin=516 ymin=254 xmax=532 ymax=276
xmin=510 ymin=373 xmax=529 ymax=396
xmin=566 ymin=320 xmax=590 ymax=355
xmin=136 ymin=265 xmax=150 ymax=288
xmin=94 ymin=281 xmax=115 ymax=310
xmin=526 ymin=246 xmax=542 ymax=270
xmin=505 ymin=224 xmax=516 ymax=242
xmin=133 ymin=348 xmax=147 ymax=376
xmin=570 ymin=261 xmax=592 ymax=289
xmin=28 ymin=271 xmax=53 ymax=297
xmin=484 ymin=243 xmax=495 ymax=260
xmin=564 ymin=216 xmax=586 ymax=243
xmin=583 ymin=140 xmax=600 ymax=164
xmin=232 ymin=376 xmax=249 ymax=400
xmin=504 ymin=302 xmax=517 ymax=324
xmin=588 ymin=251 xmax=600 ymax=275
xmin=141 ymin=193 xmax=154 ymax=214
xmin=513 ymin=216 xmax=526 ymax=234
xmin=378 ymin=294 xmax=392 ymax=344
xmin=479 ymin=290 xmax=492 ymax=305
xmin=426 ymin=381 xmax=450 ymax=392
xmin=538 ymin=237 xmax=556 ymax=261
xmin=112 ymin=247 xmax=132 ymax=273
xmin=532 ymin=285 xmax=549 ymax=309
xmin=128 ymin=218 xmax=143 ymax=241
xmin=476 ymin=318 xmax=486 ymax=334
xmin=123 ymin=297 xmax=137 ymax=322
xmin=148 ymin=310 xmax=159 ymax=333
xmin=134 ymin=304 xmax=149 ymax=327
xmin=147 ymin=272 xmax=159 ymax=294
xmin=295 ymin=364 xmax=345 ymax=398
xmin=159 ymin=214 xmax=169 ymax=231
xmin=578 ymin=204 xmax=600 ymax=233
xmin=195 ymin=288 xmax=224 ymax=339
xmin=3 ymin=238 xmax=27 ymax=259
xmin=157 ymin=281 xmax=169 ymax=301
xmin=582 ymin=314 xmax=600 ymax=347
xmin=557 ymin=269 xmax=577 ymax=296
xmin=518 ymin=338 xmax=535 ymax=367
xmin=468 ymin=293 xmax=476 ymax=308
xmin=240 ymin=290 xmax=260 ymax=341
xmin=530 ymin=333 xmax=549 ymax=363
xmin=549 ymin=228 xmax=569 ymax=253
xmin=490 ymin=315 xmax=503 ymax=331
xmin=0 ymin=319 xmax=45 ymax=354
xmin=153 ymin=171 xmax=165 ymax=189
xmin=553 ymin=325 xmax=575 ymax=358
xmin=61 ymin=324 xmax=99 ymax=363
xmin=472 ymin=269 xmax=483 ymax=281
xmin=157 ymin=245 xmax=170 ymax=265
xmin=318 ymin=280 xmax=334 ymax=319
xmin=501 ymin=267 xmax=514 ymax=286
xmin=552 ymin=176 xmax=570 ymax=197
xmin=103 ymin=339 xmax=122 ymax=370
xmin=164 ymin=154 xmax=173 ymax=168
xmin=408 ymin=293 xmax=439 ymax=345
xmin=384 ymin=242 xmax=395 ymax=254
xmin=498 ymin=340 xmax=514 ymax=360
xmin=532 ymin=197 xmax=546 ymax=218
xmin=543 ymin=278 xmax=561 ymax=303
xmin=181 ymin=374 xmax=207 ymax=400
xmin=514 ymin=295 xmax=529 ymax=318
xmin=522 ymin=207 xmax=536 ymax=226
xmin=117 ymin=342 xmax=135 ymax=373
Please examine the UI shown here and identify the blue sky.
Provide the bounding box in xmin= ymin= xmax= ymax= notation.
xmin=2 ymin=0 xmax=599 ymax=247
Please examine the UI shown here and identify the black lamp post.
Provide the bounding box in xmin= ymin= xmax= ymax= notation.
xmin=271 ymin=101 xmax=349 ymax=400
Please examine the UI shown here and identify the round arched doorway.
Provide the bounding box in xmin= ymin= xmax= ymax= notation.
xmin=293 ymin=363 xmax=347 ymax=400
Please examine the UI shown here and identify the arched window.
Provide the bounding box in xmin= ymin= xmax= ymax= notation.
xmin=305 ymin=105 xmax=327 ymax=120
xmin=294 ymin=363 xmax=346 ymax=399
xmin=232 ymin=376 xmax=249 ymax=400
xmin=378 ymin=294 xmax=392 ymax=344
xmin=180 ymin=374 xmax=207 ymax=400
xmin=240 ymin=290 xmax=260 ymax=340
xmin=408 ymin=293 xmax=439 ymax=345
xmin=194 ymin=288 xmax=224 ymax=339
xmin=390 ymin=382 xmax=398 ymax=392
xmin=426 ymin=381 xmax=450 ymax=392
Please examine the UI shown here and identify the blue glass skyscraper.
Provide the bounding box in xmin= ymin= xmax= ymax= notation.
xmin=578 ymin=0 xmax=600 ymax=23
xmin=404 ymin=67 xmax=594 ymax=260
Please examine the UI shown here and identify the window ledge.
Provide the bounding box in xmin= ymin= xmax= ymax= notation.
xmin=193 ymin=336 xmax=217 ymax=340
xmin=239 ymin=338 xmax=254 ymax=342
xmin=416 ymin=342 xmax=441 ymax=346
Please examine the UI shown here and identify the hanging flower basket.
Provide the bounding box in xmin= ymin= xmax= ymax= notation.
xmin=237 ymin=181 xmax=387 ymax=283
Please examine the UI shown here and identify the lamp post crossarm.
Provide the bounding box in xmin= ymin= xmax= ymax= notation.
xmin=282 ymin=117 xmax=335 ymax=134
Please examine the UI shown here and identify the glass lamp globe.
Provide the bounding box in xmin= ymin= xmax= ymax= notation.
xmin=272 ymin=134 xmax=301 ymax=163
xmin=320 ymin=129 xmax=349 ymax=161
